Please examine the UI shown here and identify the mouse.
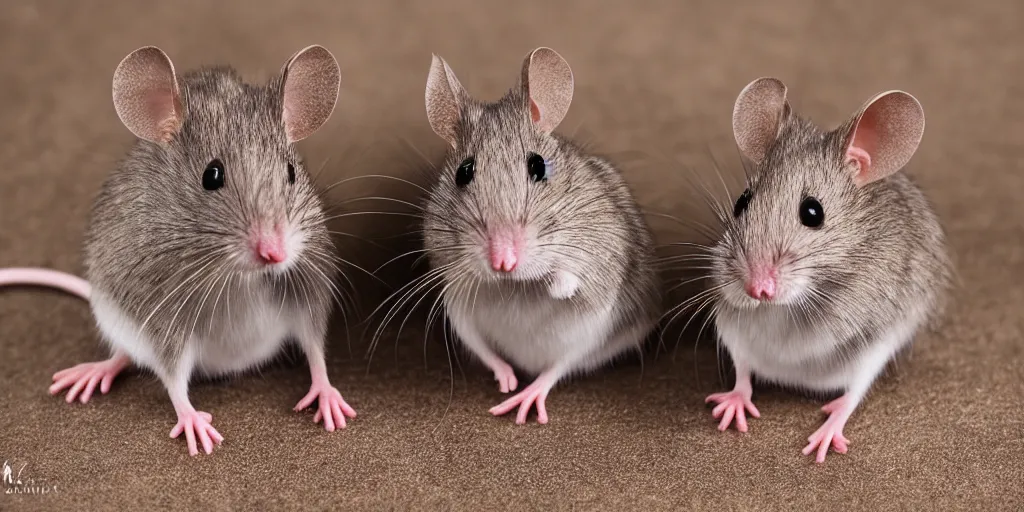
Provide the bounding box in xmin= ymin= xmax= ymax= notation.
xmin=0 ymin=45 xmax=356 ymax=455
xmin=701 ymin=77 xmax=953 ymax=462
xmin=419 ymin=47 xmax=662 ymax=424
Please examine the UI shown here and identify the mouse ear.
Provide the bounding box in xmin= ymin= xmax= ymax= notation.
xmin=732 ymin=77 xmax=789 ymax=165
xmin=280 ymin=45 xmax=341 ymax=143
xmin=841 ymin=91 xmax=925 ymax=187
xmin=112 ymin=46 xmax=183 ymax=143
xmin=521 ymin=47 xmax=574 ymax=134
xmin=425 ymin=54 xmax=468 ymax=148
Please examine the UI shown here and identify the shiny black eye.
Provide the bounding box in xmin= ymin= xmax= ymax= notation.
xmin=455 ymin=157 xmax=475 ymax=187
xmin=800 ymin=197 xmax=824 ymax=228
xmin=527 ymin=152 xmax=547 ymax=182
xmin=202 ymin=159 xmax=225 ymax=191
xmin=287 ymin=163 xmax=296 ymax=185
xmin=733 ymin=188 xmax=752 ymax=217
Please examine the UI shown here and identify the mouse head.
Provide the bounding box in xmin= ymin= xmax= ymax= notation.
xmin=111 ymin=45 xmax=339 ymax=275
xmin=423 ymin=47 xmax=592 ymax=281
xmin=713 ymin=77 xmax=925 ymax=309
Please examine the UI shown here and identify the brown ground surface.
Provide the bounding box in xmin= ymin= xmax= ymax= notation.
xmin=1 ymin=1 xmax=1022 ymax=510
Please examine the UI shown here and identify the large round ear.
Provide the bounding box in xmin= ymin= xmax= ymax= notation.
xmin=732 ymin=77 xmax=789 ymax=165
xmin=521 ymin=47 xmax=574 ymax=134
xmin=280 ymin=45 xmax=341 ymax=143
xmin=425 ymin=54 xmax=468 ymax=148
xmin=842 ymin=91 xmax=925 ymax=187
xmin=112 ymin=46 xmax=183 ymax=143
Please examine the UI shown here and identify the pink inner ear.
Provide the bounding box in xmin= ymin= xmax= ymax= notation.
xmin=145 ymin=89 xmax=179 ymax=141
xmin=530 ymin=99 xmax=542 ymax=124
xmin=845 ymin=146 xmax=872 ymax=177
xmin=146 ymin=90 xmax=170 ymax=118
xmin=845 ymin=109 xmax=880 ymax=181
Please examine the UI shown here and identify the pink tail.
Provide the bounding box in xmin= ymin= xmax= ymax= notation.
xmin=0 ymin=267 xmax=90 ymax=299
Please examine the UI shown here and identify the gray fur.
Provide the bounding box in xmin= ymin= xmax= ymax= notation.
xmin=423 ymin=63 xmax=661 ymax=377
xmin=85 ymin=66 xmax=336 ymax=372
xmin=712 ymin=105 xmax=954 ymax=381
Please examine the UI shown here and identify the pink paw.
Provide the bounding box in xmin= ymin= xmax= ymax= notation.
xmin=705 ymin=390 xmax=761 ymax=433
xmin=802 ymin=410 xmax=851 ymax=463
xmin=294 ymin=382 xmax=356 ymax=432
xmin=170 ymin=410 xmax=224 ymax=456
xmin=493 ymin=363 xmax=518 ymax=393
xmin=488 ymin=378 xmax=551 ymax=425
xmin=49 ymin=355 xmax=130 ymax=404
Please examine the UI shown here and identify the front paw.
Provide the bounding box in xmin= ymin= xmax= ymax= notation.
xmin=294 ymin=381 xmax=357 ymax=432
xmin=493 ymin=362 xmax=518 ymax=393
xmin=170 ymin=410 xmax=224 ymax=456
xmin=705 ymin=390 xmax=760 ymax=433
xmin=547 ymin=270 xmax=580 ymax=300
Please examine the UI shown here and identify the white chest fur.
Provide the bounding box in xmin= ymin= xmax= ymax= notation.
xmin=446 ymin=284 xmax=619 ymax=375
xmin=715 ymin=304 xmax=925 ymax=393
xmin=716 ymin=307 xmax=858 ymax=391
xmin=90 ymin=287 xmax=296 ymax=378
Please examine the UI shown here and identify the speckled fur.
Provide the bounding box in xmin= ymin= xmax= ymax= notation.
xmin=85 ymin=67 xmax=336 ymax=376
xmin=711 ymin=108 xmax=953 ymax=392
xmin=424 ymin=69 xmax=661 ymax=378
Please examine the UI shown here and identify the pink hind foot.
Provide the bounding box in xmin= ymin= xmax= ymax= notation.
xmin=49 ymin=353 xmax=131 ymax=404
xmin=488 ymin=373 xmax=555 ymax=424
xmin=802 ymin=397 xmax=852 ymax=463
xmin=170 ymin=410 xmax=224 ymax=456
xmin=294 ymin=378 xmax=357 ymax=432
xmin=705 ymin=389 xmax=761 ymax=433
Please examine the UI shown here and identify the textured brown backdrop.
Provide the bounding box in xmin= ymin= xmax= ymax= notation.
xmin=1 ymin=1 xmax=1022 ymax=510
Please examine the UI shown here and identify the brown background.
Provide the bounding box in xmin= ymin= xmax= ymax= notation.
xmin=1 ymin=1 xmax=1022 ymax=510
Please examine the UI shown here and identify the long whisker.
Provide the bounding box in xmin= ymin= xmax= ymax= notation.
xmin=321 ymin=211 xmax=424 ymax=223
xmin=373 ymin=245 xmax=473 ymax=275
xmin=138 ymin=253 xmax=224 ymax=336
xmin=365 ymin=262 xmax=459 ymax=363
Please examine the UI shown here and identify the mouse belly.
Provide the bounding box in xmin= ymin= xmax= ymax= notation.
xmin=90 ymin=288 xmax=294 ymax=378
xmin=715 ymin=308 xmax=854 ymax=392
xmin=447 ymin=288 xmax=620 ymax=375
xmin=193 ymin=297 xmax=294 ymax=376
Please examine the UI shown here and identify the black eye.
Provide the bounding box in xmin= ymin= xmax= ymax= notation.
xmin=202 ymin=159 xmax=225 ymax=191
xmin=733 ymin=188 xmax=752 ymax=217
xmin=287 ymin=163 xmax=296 ymax=185
xmin=800 ymin=197 xmax=824 ymax=228
xmin=455 ymin=157 xmax=475 ymax=187
xmin=527 ymin=152 xmax=547 ymax=182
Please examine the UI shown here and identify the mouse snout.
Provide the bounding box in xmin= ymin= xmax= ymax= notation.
xmin=487 ymin=227 xmax=525 ymax=273
xmin=252 ymin=225 xmax=287 ymax=265
xmin=745 ymin=263 xmax=777 ymax=301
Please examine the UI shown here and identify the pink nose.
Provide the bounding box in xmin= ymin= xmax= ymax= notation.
xmin=490 ymin=244 xmax=518 ymax=272
xmin=488 ymin=229 xmax=522 ymax=273
xmin=745 ymin=278 xmax=775 ymax=300
xmin=255 ymin=232 xmax=287 ymax=265
xmin=745 ymin=265 xmax=777 ymax=300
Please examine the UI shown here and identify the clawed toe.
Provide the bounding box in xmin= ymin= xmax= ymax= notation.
xmin=489 ymin=379 xmax=552 ymax=424
xmin=802 ymin=409 xmax=851 ymax=463
xmin=296 ymin=383 xmax=356 ymax=432
xmin=170 ymin=411 xmax=223 ymax=456
xmin=49 ymin=357 xmax=129 ymax=404
xmin=705 ymin=390 xmax=760 ymax=432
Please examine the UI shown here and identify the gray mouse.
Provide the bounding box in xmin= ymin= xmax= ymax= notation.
xmin=1 ymin=45 xmax=354 ymax=455
xmin=421 ymin=47 xmax=662 ymax=424
xmin=702 ymin=77 xmax=953 ymax=462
